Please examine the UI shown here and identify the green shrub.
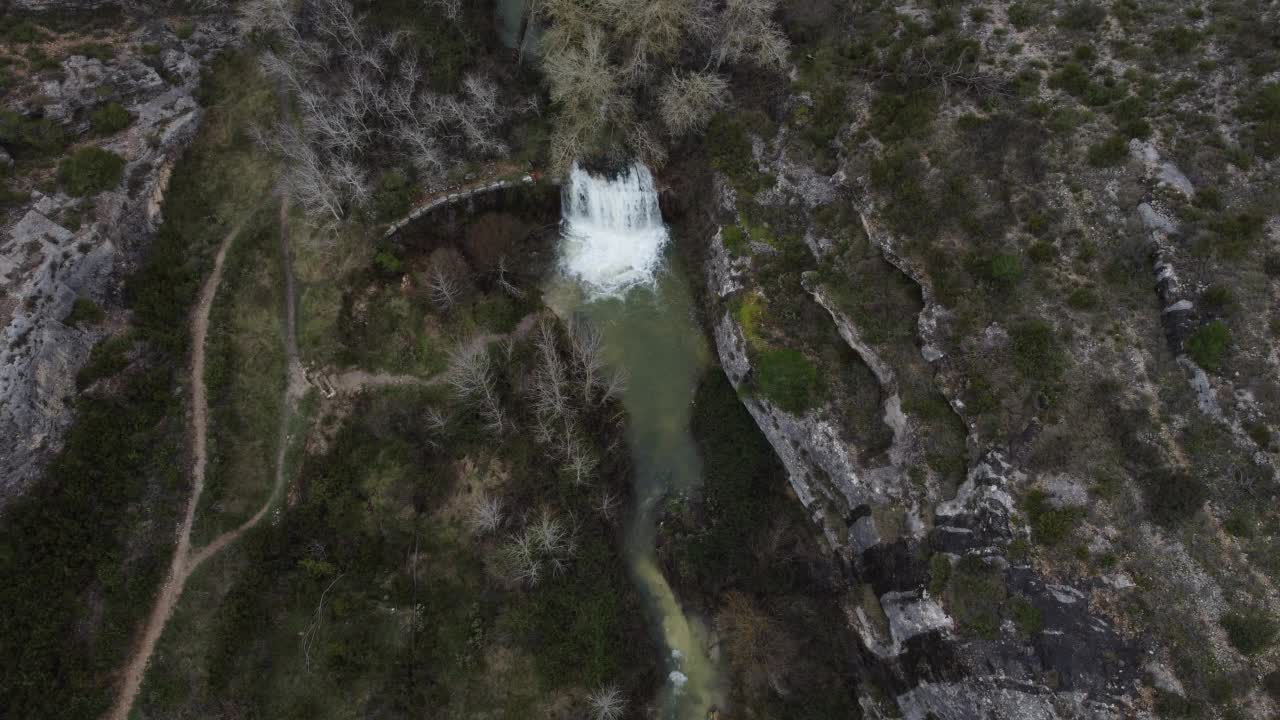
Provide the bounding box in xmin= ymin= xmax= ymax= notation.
xmin=66 ymin=42 xmax=115 ymax=61
xmin=1208 ymin=212 xmax=1264 ymax=258
xmin=59 ymin=147 xmax=126 ymax=197
xmin=0 ymin=186 xmax=31 ymax=207
xmin=3 ymin=21 xmax=51 ymax=43
xmin=1155 ymin=26 xmax=1200 ymax=54
xmin=1011 ymin=320 xmax=1066 ymax=380
xmin=371 ymin=169 xmax=415 ymax=221
xmin=753 ymin=348 xmax=820 ymax=413
xmin=1200 ymin=285 xmax=1235 ymax=315
xmin=1221 ymin=609 xmax=1278 ymax=656
xmin=1239 ymin=84 xmax=1280 ymax=158
xmin=89 ymin=102 xmax=131 ymax=135
xmin=1118 ymin=117 xmax=1151 ymax=139
xmin=1143 ymin=468 xmax=1205 ymax=526
xmin=1264 ymin=670 xmax=1280 ymax=701
xmin=1023 ymin=489 xmax=1083 ymax=545
xmin=1058 ymin=1 xmax=1107 ymax=31
xmin=1067 ymin=286 xmax=1099 ymax=310
xmin=1013 ymin=68 xmax=1041 ymax=97
xmin=1223 ymin=510 xmax=1257 ymax=539
xmin=23 ymin=46 xmax=60 ymax=72
xmin=1186 ymin=320 xmax=1229 ymax=370
xmin=372 ymin=249 xmax=404 ymax=276
xmin=175 ymin=21 xmax=195 ymax=40
xmin=1049 ymin=62 xmax=1090 ymax=96
xmin=868 ymin=84 xmax=938 ymax=143
xmin=988 ymin=253 xmax=1023 ymax=289
xmin=1193 ymin=187 xmax=1222 ymax=211
xmin=0 ymin=110 xmax=67 ymax=159
xmin=1007 ymin=2 xmax=1042 ymax=29
xmin=1009 ymin=595 xmax=1043 ymax=635
xmin=63 ymin=297 xmax=105 ymax=327
xmin=706 ymin=113 xmax=774 ymax=194
xmin=721 ymin=225 xmax=747 ymax=256
xmin=928 ymin=553 xmax=951 ymax=596
xmin=1244 ymin=421 xmax=1272 ymax=450
xmin=76 ymin=335 xmax=131 ymax=389
xmin=946 ymin=555 xmax=1005 ymax=639
xmin=1083 ymin=80 xmax=1125 ymax=107
xmin=1087 ymin=134 xmax=1129 ymax=166
xmin=1047 ymin=106 xmax=1090 ymax=135
xmin=1028 ymin=241 xmax=1057 ymax=264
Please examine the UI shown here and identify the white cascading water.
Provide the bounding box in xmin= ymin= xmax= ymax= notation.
xmin=553 ymin=161 xmax=722 ymax=718
xmin=559 ymin=162 xmax=669 ymax=298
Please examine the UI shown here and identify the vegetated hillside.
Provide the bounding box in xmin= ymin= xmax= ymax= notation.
xmin=690 ymin=0 xmax=1280 ymax=717
xmin=4 ymin=0 xmax=1279 ymax=719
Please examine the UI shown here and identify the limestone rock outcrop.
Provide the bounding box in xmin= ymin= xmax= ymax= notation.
xmin=0 ymin=18 xmax=234 ymax=503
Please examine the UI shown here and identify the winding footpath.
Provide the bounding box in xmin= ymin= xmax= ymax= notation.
xmin=105 ymin=194 xmax=304 ymax=720
xmin=106 ymin=189 xmax=544 ymax=718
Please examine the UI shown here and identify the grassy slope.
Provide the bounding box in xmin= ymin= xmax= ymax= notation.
xmin=0 ymin=49 xmax=275 ymax=719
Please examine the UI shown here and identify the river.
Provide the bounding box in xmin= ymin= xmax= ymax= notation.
xmin=548 ymin=163 xmax=722 ymax=719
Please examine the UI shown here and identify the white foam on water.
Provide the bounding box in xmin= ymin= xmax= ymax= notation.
xmin=668 ymin=670 xmax=688 ymax=691
xmin=559 ymin=162 xmax=669 ymax=299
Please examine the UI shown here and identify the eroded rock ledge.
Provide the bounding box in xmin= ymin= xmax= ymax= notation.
xmin=702 ymin=146 xmax=1145 ymax=715
xmin=0 ymin=16 xmax=235 ymax=503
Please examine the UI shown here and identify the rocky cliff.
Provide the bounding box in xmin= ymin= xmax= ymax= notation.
xmin=0 ymin=12 xmax=234 ymax=502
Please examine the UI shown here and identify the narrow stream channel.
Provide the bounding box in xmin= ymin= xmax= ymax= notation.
xmin=548 ymin=164 xmax=722 ymax=719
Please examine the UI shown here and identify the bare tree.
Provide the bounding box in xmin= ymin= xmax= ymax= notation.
xmin=658 ymin=70 xmax=729 ymax=135
xmin=252 ymin=0 xmax=515 ymax=221
xmin=421 ymin=74 xmax=512 ymax=157
xmin=237 ymin=0 xmax=294 ymax=35
xmin=542 ymin=26 xmax=636 ymax=170
xmin=561 ymin=428 xmax=599 ymax=486
xmin=569 ymin=318 xmax=605 ymax=403
xmin=593 ymin=489 xmax=619 ymax=520
xmin=446 ymin=342 xmax=506 ymax=433
xmin=424 ymin=405 xmax=450 ymax=433
xmin=467 ymin=491 xmax=504 ymax=535
xmin=300 ymin=573 xmax=346 ymax=670
xmin=424 ymin=0 xmax=462 ymax=21
xmin=495 ymin=256 xmax=527 ymax=299
xmin=254 ymin=122 xmax=346 ymax=221
xmin=605 ymin=0 xmax=710 ymax=83
xmin=712 ymin=0 xmax=790 ymax=70
xmin=426 ymin=266 xmax=462 ymax=310
xmin=587 ymin=685 xmax=627 ymax=720
xmin=530 ymin=321 xmax=570 ymax=421
xmin=494 ymin=531 xmax=542 ymax=586
xmin=527 ymin=507 xmax=576 ymax=576
xmin=490 ymin=509 xmax=577 ymax=587
xmin=601 ymin=367 xmax=628 ymax=404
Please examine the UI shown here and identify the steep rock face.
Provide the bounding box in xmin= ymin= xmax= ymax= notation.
xmin=701 ymin=136 xmax=1146 ymax=715
xmin=0 ymin=19 xmax=233 ymax=503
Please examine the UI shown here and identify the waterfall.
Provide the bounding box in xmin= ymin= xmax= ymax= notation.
xmin=559 ymin=163 xmax=669 ymax=299
xmin=551 ymin=161 xmax=722 ymax=718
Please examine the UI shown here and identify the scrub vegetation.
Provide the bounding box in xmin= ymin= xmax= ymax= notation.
xmin=4 ymin=0 xmax=1280 ymax=718
xmin=0 ymin=48 xmax=276 ymax=719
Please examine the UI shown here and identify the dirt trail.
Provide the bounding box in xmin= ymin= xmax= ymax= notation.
xmin=104 ymin=219 xmax=242 ymax=720
xmin=190 ymin=196 xmax=305 ymax=568
xmin=324 ymin=313 xmax=544 ymax=395
xmin=107 ymin=204 xmax=542 ymax=717
xmin=107 ymin=194 xmax=306 ymax=720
